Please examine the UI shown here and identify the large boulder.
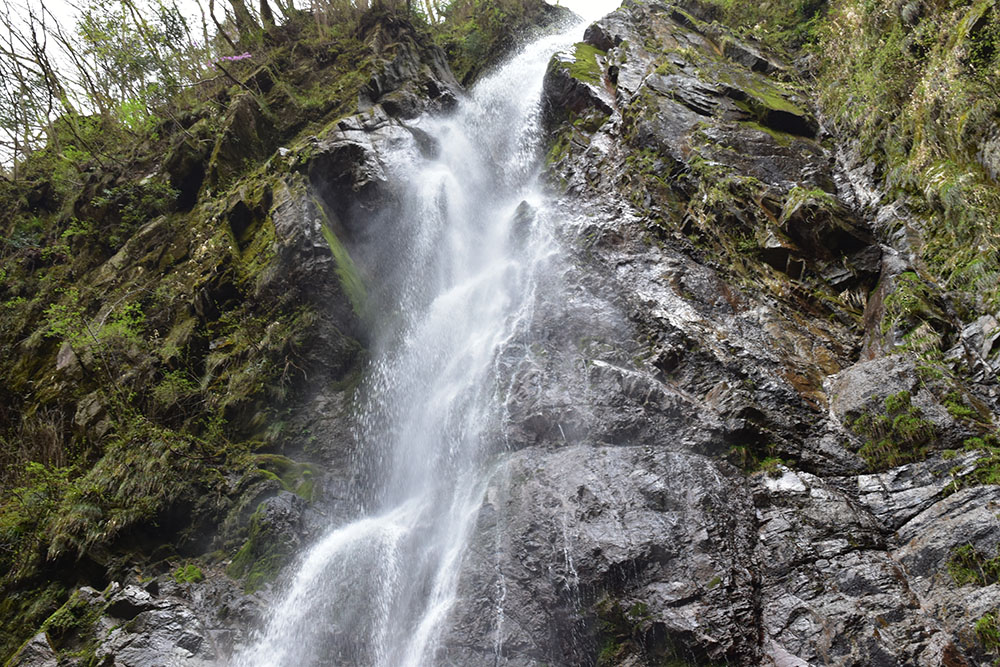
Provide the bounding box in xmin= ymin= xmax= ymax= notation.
xmin=441 ymin=446 xmax=759 ymax=666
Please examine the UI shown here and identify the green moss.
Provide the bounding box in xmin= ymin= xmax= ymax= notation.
xmin=739 ymin=120 xmax=796 ymax=146
xmin=314 ymin=198 xmax=368 ymax=319
xmin=226 ymin=500 xmax=294 ymax=593
xmin=254 ymin=453 xmax=318 ymax=502
xmin=780 ymin=186 xmax=838 ymax=222
xmin=564 ymin=42 xmax=607 ymax=85
xmin=732 ymin=76 xmax=808 ymax=118
xmin=40 ymin=589 xmax=106 ymax=653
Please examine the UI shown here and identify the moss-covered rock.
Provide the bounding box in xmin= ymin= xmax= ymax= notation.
xmin=226 ymin=492 xmax=306 ymax=593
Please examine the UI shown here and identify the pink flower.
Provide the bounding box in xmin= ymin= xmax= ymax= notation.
xmin=218 ymin=52 xmax=252 ymax=62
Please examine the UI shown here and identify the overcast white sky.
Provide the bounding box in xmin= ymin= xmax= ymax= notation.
xmin=35 ymin=0 xmax=623 ymax=33
xmin=556 ymin=0 xmax=621 ymax=22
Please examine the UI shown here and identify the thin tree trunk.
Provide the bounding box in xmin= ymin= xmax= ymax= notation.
xmin=208 ymin=0 xmax=240 ymax=50
xmin=227 ymin=0 xmax=261 ymax=39
xmin=259 ymin=0 xmax=276 ymax=27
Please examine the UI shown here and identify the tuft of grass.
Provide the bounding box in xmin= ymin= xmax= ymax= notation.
xmin=947 ymin=544 xmax=1000 ymax=587
xmin=849 ymin=391 xmax=936 ymax=470
xmin=976 ymin=612 xmax=1000 ymax=654
xmin=172 ymin=564 xmax=205 ymax=584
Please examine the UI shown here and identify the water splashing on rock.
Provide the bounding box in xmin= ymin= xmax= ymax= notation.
xmin=231 ymin=18 xmax=594 ymax=667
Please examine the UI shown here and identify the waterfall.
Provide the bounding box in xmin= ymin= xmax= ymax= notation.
xmin=232 ymin=4 xmax=617 ymax=664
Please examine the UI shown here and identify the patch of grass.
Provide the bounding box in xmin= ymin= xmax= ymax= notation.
xmin=820 ymin=0 xmax=1000 ymax=318
xmin=172 ymin=563 xmax=205 ymax=584
xmin=946 ymin=434 xmax=1000 ymax=491
xmin=947 ymin=544 xmax=1000 ymax=587
xmin=849 ymin=390 xmax=936 ymax=470
xmin=703 ymin=0 xmax=830 ymax=52
xmin=976 ymin=612 xmax=1000 ymax=654
xmin=943 ymin=391 xmax=978 ymax=421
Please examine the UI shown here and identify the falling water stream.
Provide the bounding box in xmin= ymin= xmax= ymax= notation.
xmin=232 ymin=4 xmax=617 ymax=664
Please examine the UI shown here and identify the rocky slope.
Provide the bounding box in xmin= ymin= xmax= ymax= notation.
xmin=3 ymin=0 xmax=1000 ymax=665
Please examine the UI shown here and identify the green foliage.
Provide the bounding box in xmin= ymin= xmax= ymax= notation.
xmin=594 ymin=596 xmax=716 ymax=666
xmin=226 ymin=500 xmax=287 ymax=593
xmin=849 ymin=391 xmax=936 ymax=470
xmin=728 ymin=438 xmax=791 ymax=476
xmin=172 ymin=563 xmax=205 ymax=584
xmin=8 ymin=216 xmax=45 ymax=251
xmin=43 ymin=288 xmax=86 ymax=343
xmin=0 ymin=411 xmax=238 ymax=597
xmin=0 ymin=463 xmax=76 ymax=582
xmin=977 ymin=612 xmax=1000 ymax=654
xmin=254 ymin=453 xmax=318 ymax=501
xmin=435 ymin=0 xmax=559 ymax=84
xmin=702 ymin=0 xmax=829 ymax=52
xmin=947 ymin=543 xmax=1000 ymax=587
xmin=779 ymin=186 xmax=838 ymax=225
xmin=315 ymin=202 xmax=368 ymax=320
xmin=758 ymin=456 xmax=786 ymax=477
xmin=820 ymin=0 xmax=1000 ymax=317
xmin=595 ymin=597 xmax=651 ymax=667
xmin=152 ymin=370 xmax=200 ymax=409
xmin=0 ymin=5 xmax=378 ymax=661
xmin=944 ymin=434 xmax=1000 ymax=491
xmin=882 ymin=273 xmax=935 ymax=333
xmin=0 ymin=583 xmax=67 ymax=664
xmin=60 ymin=217 xmax=96 ymax=243
xmin=44 ymin=416 xmax=224 ymax=562
xmin=90 ymin=180 xmax=179 ymax=248
xmin=944 ymin=391 xmax=978 ymax=421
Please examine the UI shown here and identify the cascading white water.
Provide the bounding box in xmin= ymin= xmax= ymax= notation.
xmin=232 ymin=3 xmax=618 ymax=664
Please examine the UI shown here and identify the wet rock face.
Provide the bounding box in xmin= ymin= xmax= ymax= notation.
xmin=442 ymin=446 xmax=759 ymax=666
xmin=435 ymin=0 xmax=1000 ymax=664
xmin=6 ymin=577 xmax=261 ymax=667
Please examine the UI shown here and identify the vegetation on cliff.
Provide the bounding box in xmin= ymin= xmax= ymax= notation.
xmin=710 ymin=0 xmax=1000 ymax=355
